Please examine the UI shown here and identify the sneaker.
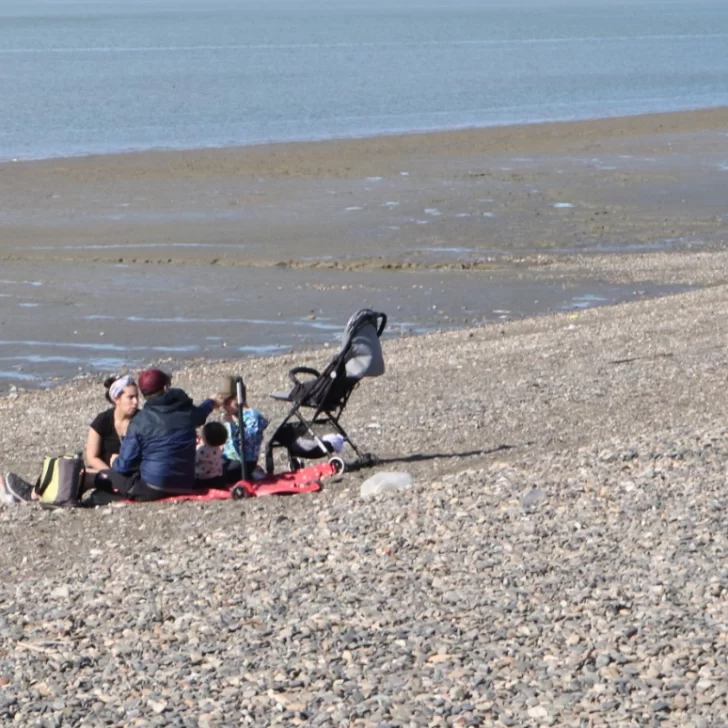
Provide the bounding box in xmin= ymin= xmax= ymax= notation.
xmin=3 ymin=472 xmax=35 ymax=503
xmin=322 ymin=434 xmax=346 ymax=453
xmin=0 ymin=477 xmax=11 ymax=504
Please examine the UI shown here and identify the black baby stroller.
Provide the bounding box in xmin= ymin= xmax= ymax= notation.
xmin=264 ymin=308 xmax=387 ymax=474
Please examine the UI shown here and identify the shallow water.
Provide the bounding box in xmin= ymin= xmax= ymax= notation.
xmin=0 ymin=259 xmax=694 ymax=391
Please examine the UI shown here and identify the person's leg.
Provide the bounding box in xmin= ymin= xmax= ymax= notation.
xmin=2 ymin=472 xmax=36 ymax=503
xmin=124 ymin=480 xmax=164 ymax=502
xmin=92 ymin=469 xmax=126 ymax=493
xmin=222 ymin=459 xmax=242 ymax=485
xmin=3 ymin=468 xmax=109 ymax=504
xmin=244 ymin=460 xmax=265 ymax=480
xmin=194 ymin=475 xmax=226 ymax=490
xmin=81 ymin=469 xmax=105 ymax=492
xmin=93 ymin=470 xmax=161 ymax=502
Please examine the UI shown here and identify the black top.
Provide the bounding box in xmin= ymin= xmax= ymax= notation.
xmin=90 ymin=408 xmax=127 ymax=465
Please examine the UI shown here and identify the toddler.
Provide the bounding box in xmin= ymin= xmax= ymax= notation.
xmin=217 ymin=376 xmax=269 ymax=482
xmin=195 ymin=420 xmax=228 ymax=489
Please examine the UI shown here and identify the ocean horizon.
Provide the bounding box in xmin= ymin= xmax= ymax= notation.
xmin=1 ymin=0 xmax=727 ymax=161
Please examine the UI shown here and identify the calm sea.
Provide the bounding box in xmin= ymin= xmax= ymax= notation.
xmin=1 ymin=0 xmax=727 ymax=161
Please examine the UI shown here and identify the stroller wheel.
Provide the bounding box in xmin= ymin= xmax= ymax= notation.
xmin=360 ymin=452 xmax=380 ymax=468
xmin=328 ymin=456 xmax=345 ymax=474
xmin=288 ymin=456 xmax=305 ymax=472
xmin=231 ymin=484 xmax=251 ymax=500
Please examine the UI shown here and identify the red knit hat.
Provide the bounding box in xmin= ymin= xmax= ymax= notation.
xmin=138 ymin=368 xmax=171 ymax=396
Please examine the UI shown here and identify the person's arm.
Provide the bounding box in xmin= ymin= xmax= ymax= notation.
xmin=191 ymin=397 xmax=217 ymax=428
xmin=85 ymin=427 xmax=110 ymax=471
xmin=112 ymin=431 xmax=142 ymax=475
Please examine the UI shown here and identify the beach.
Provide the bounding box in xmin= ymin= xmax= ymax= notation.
xmin=4 ymin=278 xmax=728 ymax=724
xmin=4 ymin=107 xmax=727 ymax=262
xmin=1 ymin=108 xmax=728 ymax=723
xmin=1 ymin=108 xmax=727 ymax=389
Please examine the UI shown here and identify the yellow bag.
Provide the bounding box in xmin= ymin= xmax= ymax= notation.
xmin=35 ymin=454 xmax=85 ymax=507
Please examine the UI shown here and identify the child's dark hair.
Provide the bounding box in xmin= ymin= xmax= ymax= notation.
xmin=202 ymin=421 xmax=228 ymax=447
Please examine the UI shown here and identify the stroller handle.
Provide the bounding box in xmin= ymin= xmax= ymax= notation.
xmin=288 ymin=366 xmax=321 ymax=386
xmin=235 ymin=376 xmax=248 ymax=480
xmin=375 ymin=312 xmax=387 ymax=337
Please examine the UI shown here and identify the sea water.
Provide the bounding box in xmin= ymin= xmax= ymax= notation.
xmin=0 ymin=0 xmax=727 ymax=161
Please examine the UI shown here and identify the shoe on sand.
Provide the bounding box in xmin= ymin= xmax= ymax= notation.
xmin=0 ymin=476 xmax=11 ymax=504
xmin=3 ymin=472 xmax=35 ymax=503
xmin=322 ymin=433 xmax=346 ymax=453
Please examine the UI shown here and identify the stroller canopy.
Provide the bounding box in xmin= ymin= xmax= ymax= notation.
xmin=344 ymin=309 xmax=386 ymax=380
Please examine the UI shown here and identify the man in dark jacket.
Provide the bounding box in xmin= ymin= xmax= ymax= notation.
xmin=98 ymin=369 xmax=221 ymax=500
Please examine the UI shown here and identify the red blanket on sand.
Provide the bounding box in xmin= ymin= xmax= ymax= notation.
xmin=124 ymin=461 xmax=337 ymax=503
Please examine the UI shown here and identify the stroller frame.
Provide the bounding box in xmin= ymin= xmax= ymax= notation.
xmin=265 ymin=310 xmax=387 ymax=474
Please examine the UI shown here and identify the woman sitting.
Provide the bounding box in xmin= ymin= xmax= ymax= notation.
xmin=1 ymin=374 xmax=139 ymax=502
xmin=86 ymin=375 xmax=140 ymax=470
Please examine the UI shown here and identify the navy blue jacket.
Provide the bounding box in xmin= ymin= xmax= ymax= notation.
xmin=113 ymin=388 xmax=214 ymax=493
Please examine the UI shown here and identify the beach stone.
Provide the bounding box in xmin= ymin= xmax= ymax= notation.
xmin=521 ymin=488 xmax=547 ymax=510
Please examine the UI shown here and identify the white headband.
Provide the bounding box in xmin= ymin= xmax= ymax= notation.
xmin=109 ymin=375 xmax=135 ymax=402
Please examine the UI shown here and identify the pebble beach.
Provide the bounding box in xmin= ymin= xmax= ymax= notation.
xmin=4 ymin=263 xmax=728 ymax=725
xmin=3 ymin=107 xmax=728 ymax=725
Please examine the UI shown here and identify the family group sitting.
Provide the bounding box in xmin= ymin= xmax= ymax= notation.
xmin=1 ymin=368 xmax=268 ymax=504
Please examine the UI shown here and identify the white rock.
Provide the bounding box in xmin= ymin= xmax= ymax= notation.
xmin=360 ymin=472 xmax=413 ymax=498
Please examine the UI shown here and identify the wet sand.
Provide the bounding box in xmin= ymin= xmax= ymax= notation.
xmin=1 ymin=108 xmax=727 ymax=389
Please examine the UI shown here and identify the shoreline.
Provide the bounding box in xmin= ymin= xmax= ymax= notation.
xmin=6 ymin=3 xmax=728 ymax=718
xmin=3 ymin=104 xmax=725 ymax=268
xmin=4 ymin=105 xmax=727 ymax=171
xmin=1 ymin=105 xmax=727 ymax=391
xmin=3 ymin=104 xmax=728 ymax=166
xmin=0 ymin=274 xmax=698 ymax=394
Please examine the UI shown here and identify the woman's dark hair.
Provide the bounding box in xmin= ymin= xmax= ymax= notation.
xmin=103 ymin=376 xmax=117 ymax=404
xmin=202 ymin=421 xmax=228 ymax=447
